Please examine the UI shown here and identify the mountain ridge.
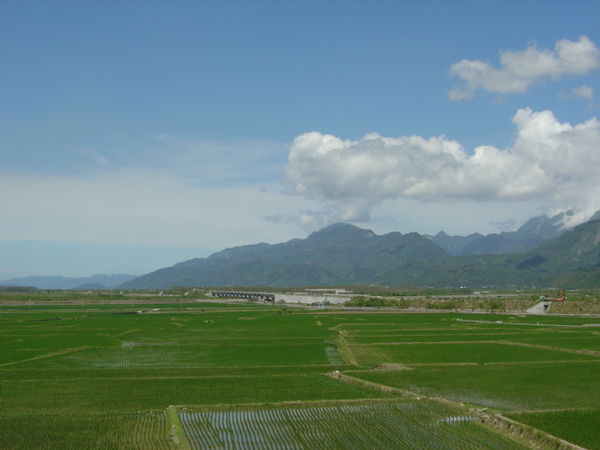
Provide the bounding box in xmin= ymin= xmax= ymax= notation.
xmin=120 ymin=218 xmax=600 ymax=289
xmin=428 ymin=211 xmax=570 ymax=255
xmin=0 ymin=274 xmax=137 ymax=290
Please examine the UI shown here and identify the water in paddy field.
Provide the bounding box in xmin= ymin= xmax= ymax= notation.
xmin=179 ymin=401 xmax=526 ymax=449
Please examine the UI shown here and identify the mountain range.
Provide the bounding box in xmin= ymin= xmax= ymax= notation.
xmin=5 ymin=212 xmax=599 ymax=290
xmin=428 ymin=210 xmax=579 ymax=255
xmin=0 ymin=274 xmax=137 ymax=290
xmin=121 ymin=215 xmax=600 ymax=289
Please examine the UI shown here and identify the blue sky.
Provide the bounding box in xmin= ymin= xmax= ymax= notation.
xmin=2 ymin=1 xmax=600 ymax=279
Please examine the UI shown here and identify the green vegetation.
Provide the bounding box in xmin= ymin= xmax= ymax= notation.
xmin=2 ymin=374 xmax=383 ymax=416
xmin=0 ymin=289 xmax=216 ymax=304
xmin=345 ymin=296 xmax=411 ymax=308
xmin=350 ymin=342 xmax=595 ymax=366
xmin=119 ymin=220 xmax=600 ymax=289
xmin=350 ymin=362 xmax=600 ymax=411
xmin=339 ymin=313 xmax=600 ymax=447
xmin=507 ymin=409 xmax=600 ymax=450
xmin=0 ymin=412 xmax=171 ymax=449
xmin=1 ymin=294 xmax=599 ymax=448
xmin=345 ymin=286 xmax=475 ymax=297
xmin=179 ymin=401 xmax=526 ymax=449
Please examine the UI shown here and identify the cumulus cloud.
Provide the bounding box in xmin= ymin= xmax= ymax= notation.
xmin=284 ymin=109 xmax=600 ymax=227
xmin=449 ymin=36 xmax=600 ymax=100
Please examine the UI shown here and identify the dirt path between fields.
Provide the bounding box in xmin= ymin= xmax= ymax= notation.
xmin=499 ymin=340 xmax=600 ymax=357
xmin=166 ymin=406 xmax=192 ymax=450
xmin=0 ymin=346 xmax=90 ymax=367
xmin=335 ymin=330 xmax=359 ymax=366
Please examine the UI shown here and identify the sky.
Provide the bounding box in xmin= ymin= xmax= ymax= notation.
xmin=1 ymin=1 xmax=600 ymax=279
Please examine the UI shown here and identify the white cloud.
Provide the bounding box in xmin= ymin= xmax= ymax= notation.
xmin=558 ymin=84 xmax=595 ymax=100
xmin=449 ymin=36 xmax=600 ymax=100
xmin=573 ymin=84 xmax=595 ymax=99
xmin=284 ymin=108 xmax=600 ymax=227
xmin=264 ymin=210 xmax=337 ymax=231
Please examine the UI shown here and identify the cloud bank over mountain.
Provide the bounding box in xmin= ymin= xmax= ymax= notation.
xmin=284 ymin=108 xmax=600 ymax=227
xmin=449 ymin=36 xmax=600 ymax=99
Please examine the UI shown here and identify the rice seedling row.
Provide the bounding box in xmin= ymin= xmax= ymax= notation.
xmin=0 ymin=411 xmax=171 ymax=450
xmin=179 ymin=401 xmax=525 ymax=449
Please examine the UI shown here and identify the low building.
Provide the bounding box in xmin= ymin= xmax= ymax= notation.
xmin=303 ymin=288 xmax=353 ymax=296
xmin=276 ymin=293 xmax=350 ymax=305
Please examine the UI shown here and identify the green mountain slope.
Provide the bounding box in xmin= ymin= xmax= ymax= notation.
xmin=430 ymin=211 xmax=570 ymax=256
xmin=121 ymin=221 xmax=600 ymax=289
xmin=508 ymin=219 xmax=600 ymax=287
xmin=121 ymin=223 xmax=450 ymax=289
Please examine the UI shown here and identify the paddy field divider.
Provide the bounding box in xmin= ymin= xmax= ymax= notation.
xmin=166 ymin=406 xmax=192 ymax=450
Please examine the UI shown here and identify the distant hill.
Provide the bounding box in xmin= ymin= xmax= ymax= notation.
xmin=75 ymin=283 xmax=110 ymax=290
xmin=120 ymin=223 xmax=449 ymax=289
xmin=428 ymin=231 xmax=484 ymax=255
xmin=513 ymin=218 xmax=600 ymax=285
xmin=411 ymin=219 xmax=600 ymax=288
xmin=120 ymin=220 xmax=600 ymax=289
xmin=0 ymin=274 xmax=137 ymax=290
xmin=429 ymin=211 xmax=570 ymax=255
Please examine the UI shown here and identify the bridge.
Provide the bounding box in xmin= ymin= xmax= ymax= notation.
xmin=210 ymin=291 xmax=275 ymax=303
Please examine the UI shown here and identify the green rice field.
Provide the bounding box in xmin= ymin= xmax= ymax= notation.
xmin=507 ymin=409 xmax=600 ymax=450
xmin=1 ymin=299 xmax=599 ymax=448
xmin=179 ymin=401 xmax=527 ymax=449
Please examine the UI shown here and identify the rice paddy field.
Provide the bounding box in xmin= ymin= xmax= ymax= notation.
xmin=1 ymin=298 xmax=599 ymax=448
